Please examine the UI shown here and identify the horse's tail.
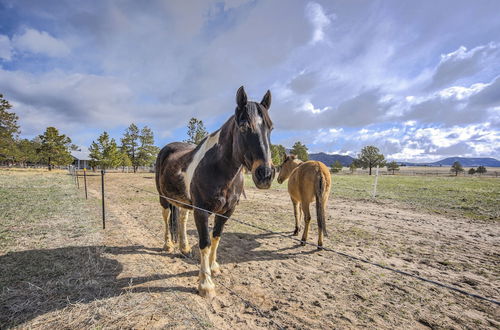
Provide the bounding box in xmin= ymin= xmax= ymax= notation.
xmin=315 ymin=171 xmax=328 ymax=238
xmin=169 ymin=204 xmax=179 ymax=243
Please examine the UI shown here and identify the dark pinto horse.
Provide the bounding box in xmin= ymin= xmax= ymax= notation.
xmin=155 ymin=86 xmax=275 ymax=297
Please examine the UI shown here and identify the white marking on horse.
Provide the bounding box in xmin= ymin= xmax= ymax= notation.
xmin=184 ymin=131 xmax=221 ymax=199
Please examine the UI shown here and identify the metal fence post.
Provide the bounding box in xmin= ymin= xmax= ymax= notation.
xmin=76 ymin=169 xmax=80 ymax=189
xmin=84 ymin=168 xmax=88 ymax=199
xmin=372 ymin=165 xmax=379 ymax=198
xmin=101 ymin=169 xmax=106 ymax=229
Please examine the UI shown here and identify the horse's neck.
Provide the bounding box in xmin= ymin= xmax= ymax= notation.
xmin=212 ymin=117 xmax=244 ymax=179
xmin=291 ymin=160 xmax=303 ymax=170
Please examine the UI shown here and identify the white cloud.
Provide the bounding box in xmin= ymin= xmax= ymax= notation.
xmin=428 ymin=42 xmax=500 ymax=90
xmin=313 ymin=128 xmax=343 ymax=144
xmin=305 ymin=2 xmax=333 ymax=44
xmin=302 ymin=101 xmax=330 ymax=114
xmin=12 ymin=28 xmax=70 ymax=57
xmin=0 ymin=35 xmax=12 ymax=61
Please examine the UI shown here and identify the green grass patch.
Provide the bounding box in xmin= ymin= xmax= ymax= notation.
xmin=0 ymin=169 xmax=100 ymax=252
xmin=245 ymin=173 xmax=500 ymax=221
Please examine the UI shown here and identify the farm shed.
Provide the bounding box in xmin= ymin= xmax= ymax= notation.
xmin=71 ymin=150 xmax=90 ymax=169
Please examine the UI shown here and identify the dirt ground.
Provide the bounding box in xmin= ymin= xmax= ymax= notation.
xmin=72 ymin=172 xmax=498 ymax=329
xmin=3 ymin=170 xmax=498 ymax=329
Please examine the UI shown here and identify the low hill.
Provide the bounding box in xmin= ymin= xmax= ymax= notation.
xmin=399 ymin=157 xmax=500 ymax=167
xmin=308 ymin=152 xmax=355 ymax=166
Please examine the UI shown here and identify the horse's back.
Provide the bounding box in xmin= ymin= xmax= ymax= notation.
xmin=155 ymin=142 xmax=196 ymax=207
xmin=288 ymin=161 xmax=331 ymax=203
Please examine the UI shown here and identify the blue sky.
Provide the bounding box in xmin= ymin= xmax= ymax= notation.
xmin=0 ymin=0 xmax=499 ymax=161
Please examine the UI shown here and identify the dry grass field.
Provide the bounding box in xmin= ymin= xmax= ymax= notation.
xmin=1 ymin=168 xmax=499 ymax=329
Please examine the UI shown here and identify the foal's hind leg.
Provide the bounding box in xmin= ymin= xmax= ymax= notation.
xmin=178 ymin=208 xmax=191 ymax=255
xmin=162 ymin=207 xmax=174 ymax=253
xmin=292 ymin=200 xmax=302 ymax=236
xmin=300 ymin=203 xmax=312 ymax=245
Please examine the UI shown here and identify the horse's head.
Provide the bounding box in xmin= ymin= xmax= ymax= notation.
xmin=277 ymin=154 xmax=302 ymax=184
xmin=234 ymin=86 xmax=275 ymax=189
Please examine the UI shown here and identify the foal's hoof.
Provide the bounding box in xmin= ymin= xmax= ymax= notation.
xmin=317 ymin=245 xmax=324 ymax=250
xmin=300 ymin=240 xmax=306 ymax=246
xmin=292 ymin=228 xmax=300 ymax=236
xmin=163 ymin=243 xmax=175 ymax=253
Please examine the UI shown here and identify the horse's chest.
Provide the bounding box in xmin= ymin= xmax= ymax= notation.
xmin=191 ymin=176 xmax=243 ymax=213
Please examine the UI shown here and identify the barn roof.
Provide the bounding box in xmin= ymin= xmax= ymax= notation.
xmin=71 ymin=150 xmax=90 ymax=160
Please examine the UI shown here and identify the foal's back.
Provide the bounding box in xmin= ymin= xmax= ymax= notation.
xmin=288 ymin=161 xmax=331 ymax=203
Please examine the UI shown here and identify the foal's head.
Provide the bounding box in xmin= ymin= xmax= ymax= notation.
xmin=277 ymin=154 xmax=302 ymax=184
xmin=234 ymin=86 xmax=275 ymax=189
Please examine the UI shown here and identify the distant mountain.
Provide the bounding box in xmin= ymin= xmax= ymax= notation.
xmin=399 ymin=157 xmax=500 ymax=167
xmin=308 ymin=152 xmax=355 ymax=166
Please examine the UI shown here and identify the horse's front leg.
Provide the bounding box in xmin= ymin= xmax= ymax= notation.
xmin=193 ymin=209 xmax=215 ymax=298
xmin=178 ymin=208 xmax=191 ymax=255
xmin=210 ymin=209 xmax=233 ymax=276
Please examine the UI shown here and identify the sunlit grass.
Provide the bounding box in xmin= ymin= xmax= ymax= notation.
xmin=245 ymin=173 xmax=500 ymax=221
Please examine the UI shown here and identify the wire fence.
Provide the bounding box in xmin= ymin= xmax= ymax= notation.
xmin=69 ymin=168 xmax=500 ymax=327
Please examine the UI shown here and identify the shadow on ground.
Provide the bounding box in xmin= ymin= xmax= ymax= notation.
xmin=0 ymin=245 xmax=189 ymax=327
xmin=0 ymin=230 xmax=309 ymax=327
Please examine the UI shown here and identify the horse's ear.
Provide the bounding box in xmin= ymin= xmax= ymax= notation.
xmin=283 ymin=153 xmax=287 ymax=162
xmin=260 ymin=90 xmax=271 ymax=109
xmin=236 ymin=86 xmax=247 ymax=108
xmin=290 ymin=154 xmax=297 ymax=160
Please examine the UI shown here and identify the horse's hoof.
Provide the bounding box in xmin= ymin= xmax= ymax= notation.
xmin=198 ymin=281 xmax=216 ymax=299
xmin=211 ymin=262 xmax=221 ymax=276
xmin=180 ymin=246 xmax=192 ymax=256
xmin=163 ymin=243 xmax=175 ymax=253
xmin=293 ymin=228 xmax=300 ymax=236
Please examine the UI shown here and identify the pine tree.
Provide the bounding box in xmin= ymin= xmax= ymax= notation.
xmin=476 ymin=166 xmax=487 ymax=175
xmin=121 ymin=124 xmax=140 ymax=172
xmin=89 ymin=132 xmax=121 ymax=170
xmin=185 ymin=117 xmax=208 ymax=145
xmin=386 ymin=161 xmax=400 ymax=175
xmin=357 ymin=146 xmax=385 ymax=175
xmin=137 ymin=126 xmax=159 ymax=168
xmin=330 ymin=160 xmax=343 ymax=173
xmin=38 ymin=127 xmax=73 ymax=170
xmin=349 ymin=161 xmax=358 ymax=174
xmin=450 ymin=161 xmax=464 ymax=176
xmin=271 ymin=144 xmax=286 ymax=166
xmin=291 ymin=141 xmax=309 ymax=161
xmin=0 ymin=94 xmax=20 ymax=164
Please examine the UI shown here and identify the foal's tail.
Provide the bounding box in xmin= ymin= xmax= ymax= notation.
xmin=315 ymin=172 xmax=328 ymax=238
xmin=169 ymin=204 xmax=179 ymax=243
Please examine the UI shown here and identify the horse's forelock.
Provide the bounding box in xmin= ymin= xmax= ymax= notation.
xmin=248 ymin=102 xmax=273 ymax=130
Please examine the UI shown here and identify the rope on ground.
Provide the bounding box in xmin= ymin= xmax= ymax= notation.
xmin=130 ymin=184 xmax=500 ymax=307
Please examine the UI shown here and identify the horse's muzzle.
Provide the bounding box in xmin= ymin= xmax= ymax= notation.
xmin=253 ymin=165 xmax=275 ymax=189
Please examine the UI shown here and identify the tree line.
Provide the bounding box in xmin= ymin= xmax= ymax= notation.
xmin=0 ymin=94 xmax=159 ymax=171
xmin=1 ymin=94 xmax=75 ymax=169
xmin=89 ymin=124 xmax=159 ymax=172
